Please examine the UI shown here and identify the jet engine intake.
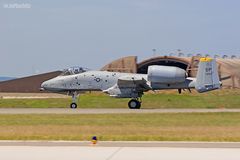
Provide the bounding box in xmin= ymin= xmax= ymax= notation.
xmin=147 ymin=65 xmax=186 ymax=84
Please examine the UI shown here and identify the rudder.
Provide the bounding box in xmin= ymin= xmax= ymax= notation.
xmin=195 ymin=57 xmax=221 ymax=93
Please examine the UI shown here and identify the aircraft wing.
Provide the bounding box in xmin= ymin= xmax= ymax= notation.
xmin=117 ymin=75 xmax=151 ymax=91
xmin=103 ymin=75 xmax=151 ymax=98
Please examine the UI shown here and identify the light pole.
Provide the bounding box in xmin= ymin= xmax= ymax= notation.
xmin=152 ymin=49 xmax=157 ymax=57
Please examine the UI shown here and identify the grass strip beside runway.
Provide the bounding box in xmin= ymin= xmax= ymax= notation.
xmin=0 ymin=112 xmax=239 ymax=141
xmin=0 ymin=89 xmax=240 ymax=108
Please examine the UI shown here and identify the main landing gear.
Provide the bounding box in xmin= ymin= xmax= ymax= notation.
xmin=70 ymin=91 xmax=78 ymax=109
xmin=128 ymin=98 xmax=141 ymax=109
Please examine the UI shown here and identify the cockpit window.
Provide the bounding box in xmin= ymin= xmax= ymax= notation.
xmin=60 ymin=67 xmax=90 ymax=76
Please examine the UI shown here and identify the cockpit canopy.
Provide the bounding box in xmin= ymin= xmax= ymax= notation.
xmin=60 ymin=66 xmax=90 ymax=76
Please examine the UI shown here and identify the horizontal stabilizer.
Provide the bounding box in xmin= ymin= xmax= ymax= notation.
xmin=220 ymin=76 xmax=231 ymax=81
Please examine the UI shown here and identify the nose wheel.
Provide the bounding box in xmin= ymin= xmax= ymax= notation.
xmin=70 ymin=103 xmax=77 ymax=109
xmin=128 ymin=99 xmax=141 ymax=109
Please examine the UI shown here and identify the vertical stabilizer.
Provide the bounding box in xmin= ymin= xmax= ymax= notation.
xmin=195 ymin=58 xmax=221 ymax=93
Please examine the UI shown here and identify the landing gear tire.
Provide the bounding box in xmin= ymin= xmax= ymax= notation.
xmin=128 ymin=99 xmax=141 ymax=109
xmin=70 ymin=103 xmax=77 ymax=109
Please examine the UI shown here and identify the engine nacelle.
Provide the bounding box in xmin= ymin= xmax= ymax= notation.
xmin=147 ymin=65 xmax=186 ymax=84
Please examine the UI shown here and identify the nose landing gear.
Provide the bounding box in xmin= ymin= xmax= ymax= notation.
xmin=70 ymin=91 xmax=78 ymax=109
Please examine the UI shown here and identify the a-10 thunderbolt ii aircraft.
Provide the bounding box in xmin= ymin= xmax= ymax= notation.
xmin=40 ymin=57 xmax=221 ymax=109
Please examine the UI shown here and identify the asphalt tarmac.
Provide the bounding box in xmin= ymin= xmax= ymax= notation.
xmin=0 ymin=141 xmax=239 ymax=160
xmin=0 ymin=108 xmax=240 ymax=114
xmin=0 ymin=141 xmax=240 ymax=148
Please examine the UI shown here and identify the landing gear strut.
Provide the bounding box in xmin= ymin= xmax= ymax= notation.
xmin=128 ymin=98 xmax=141 ymax=109
xmin=70 ymin=91 xmax=78 ymax=109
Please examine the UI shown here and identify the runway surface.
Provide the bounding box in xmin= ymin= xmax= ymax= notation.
xmin=0 ymin=141 xmax=240 ymax=160
xmin=0 ymin=108 xmax=240 ymax=114
xmin=1 ymin=141 xmax=240 ymax=148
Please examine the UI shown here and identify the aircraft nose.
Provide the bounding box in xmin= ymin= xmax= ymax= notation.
xmin=40 ymin=77 xmax=62 ymax=92
xmin=40 ymin=81 xmax=49 ymax=91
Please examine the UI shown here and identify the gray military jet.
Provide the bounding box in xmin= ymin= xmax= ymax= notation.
xmin=41 ymin=58 xmax=221 ymax=109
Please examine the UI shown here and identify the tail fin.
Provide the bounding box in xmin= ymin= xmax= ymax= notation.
xmin=195 ymin=57 xmax=221 ymax=93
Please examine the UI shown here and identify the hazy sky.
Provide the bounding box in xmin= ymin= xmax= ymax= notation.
xmin=1 ymin=0 xmax=240 ymax=77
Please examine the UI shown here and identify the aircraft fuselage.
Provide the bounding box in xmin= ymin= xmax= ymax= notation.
xmin=41 ymin=71 xmax=195 ymax=93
